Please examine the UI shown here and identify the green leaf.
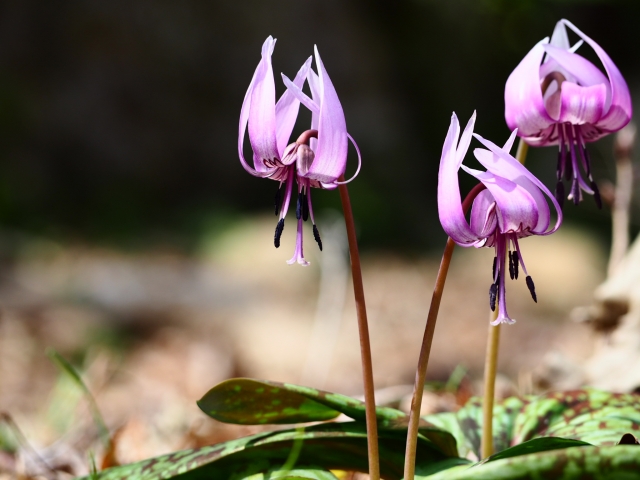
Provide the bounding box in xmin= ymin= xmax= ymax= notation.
xmin=197 ymin=378 xmax=406 ymax=427
xmin=425 ymin=388 xmax=640 ymax=461
xmin=424 ymin=445 xmax=640 ymax=479
xmin=77 ymin=421 xmax=456 ymax=480
xmin=198 ymin=378 xmax=459 ymax=456
xmin=481 ymin=437 xmax=591 ymax=463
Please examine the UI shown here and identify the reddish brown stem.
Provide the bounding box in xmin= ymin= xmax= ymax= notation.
xmin=403 ymin=182 xmax=486 ymax=480
xmin=337 ymin=177 xmax=380 ymax=480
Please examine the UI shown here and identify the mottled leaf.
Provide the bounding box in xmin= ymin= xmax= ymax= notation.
xmin=77 ymin=421 xmax=455 ymax=480
xmin=198 ymin=378 xmax=407 ymax=426
xmin=425 ymin=388 xmax=640 ymax=461
xmin=198 ymin=378 xmax=458 ymax=456
xmin=481 ymin=437 xmax=591 ymax=463
xmin=424 ymin=445 xmax=640 ymax=479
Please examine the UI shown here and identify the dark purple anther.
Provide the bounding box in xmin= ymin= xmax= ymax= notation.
xmin=274 ymin=218 xmax=285 ymax=248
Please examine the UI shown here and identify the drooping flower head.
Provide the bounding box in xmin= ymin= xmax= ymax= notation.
xmin=505 ymin=19 xmax=632 ymax=207
xmin=438 ymin=112 xmax=563 ymax=325
xmin=239 ymin=36 xmax=361 ymax=265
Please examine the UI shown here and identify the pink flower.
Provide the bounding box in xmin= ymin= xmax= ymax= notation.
xmin=438 ymin=112 xmax=562 ymax=325
xmin=239 ymin=37 xmax=360 ymax=265
xmin=505 ymin=19 xmax=632 ymax=207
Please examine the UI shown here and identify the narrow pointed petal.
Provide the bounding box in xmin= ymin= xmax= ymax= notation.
xmin=307 ymin=70 xmax=321 ymax=152
xmin=247 ymin=37 xmax=280 ymax=172
xmin=561 ymin=19 xmax=632 ymax=132
xmin=437 ymin=113 xmax=479 ymax=245
xmin=304 ymin=46 xmax=348 ymax=184
xmin=505 ymin=38 xmax=555 ymax=136
xmin=281 ymin=73 xmax=320 ymax=114
xmin=549 ymin=20 xmax=570 ymax=50
xmin=239 ymin=37 xmax=279 ymax=176
xmin=556 ymin=82 xmax=606 ymax=125
xmin=275 ymin=57 xmax=312 ymax=155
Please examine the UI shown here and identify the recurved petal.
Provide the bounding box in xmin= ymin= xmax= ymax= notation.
xmin=505 ymin=38 xmax=555 ymax=137
xmin=275 ymin=57 xmax=312 ymax=156
xmin=461 ymin=166 xmax=539 ymax=234
xmin=437 ymin=113 xmax=479 ymax=246
xmin=555 ymin=82 xmax=606 ymax=125
xmin=248 ymin=37 xmax=279 ymax=172
xmin=472 ymin=133 xmax=563 ymax=235
xmin=561 ymin=19 xmax=632 ymax=131
xmin=304 ymin=46 xmax=348 ymax=184
xmin=542 ymin=45 xmax=609 ymax=90
xmin=473 ymin=149 xmax=550 ymax=234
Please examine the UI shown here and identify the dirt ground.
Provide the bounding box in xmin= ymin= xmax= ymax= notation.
xmin=0 ymin=216 xmax=608 ymax=478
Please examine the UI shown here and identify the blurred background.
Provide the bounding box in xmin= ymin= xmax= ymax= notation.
xmin=0 ymin=0 xmax=638 ymax=476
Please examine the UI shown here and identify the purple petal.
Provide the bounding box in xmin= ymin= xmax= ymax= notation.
xmin=275 ymin=57 xmax=312 ymax=156
xmin=304 ymin=46 xmax=348 ymax=184
xmin=461 ymin=166 xmax=539 ymax=234
xmin=561 ymin=19 xmax=632 ymax=132
xmin=281 ymin=73 xmax=320 ymax=114
xmin=505 ymin=38 xmax=555 ymax=137
xmin=239 ymin=37 xmax=277 ymax=176
xmin=543 ymin=45 xmax=609 ymax=90
xmin=474 ymin=148 xmax=550 ymax=234
xmin=247 ymin=37 xmax=279 ymax=172
xmin=549 ymin=21 xmax=570 ymax=49
xmin=469 ymin=190 xmax=497 ymax=239
xmin=555 ymin=82 xmax=606 ymax=125
xmin=472 ymin=133 xmax=563 ymax=235
xmin=437 ymin=112 xmax=479 ymax=246
xmin=307 ymin=70 xmax=321 ymax=152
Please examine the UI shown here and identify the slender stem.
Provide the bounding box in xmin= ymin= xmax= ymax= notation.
xmin=403 ymin=183 xmax=486 ymax=480
xmin=481 ymin=316 xmax=500 ymax=458
xmin=337 ymin=177 xmax=380 ymax=480
xmin=480 ymin=138 xmax=528 ymax=459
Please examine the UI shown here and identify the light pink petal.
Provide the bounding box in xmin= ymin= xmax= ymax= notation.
xmin=275 ymin=57 xmax=312 ymax=156
xmin=247 ymin=37 xmax=279 ymax=172
xmin=472 ymin=133 xmax=563 ymax=235
xmin=437 ymin=112 xmax=479 ymax=246
xmin=462 ymin=167 xmax=538 ymax=234
xmin=555 ymin=82 xmax=606 ymax=125
xmin=543 ymin=45 xmax=609 ymax=89
xmin=473 ymin=148 xmax=550 ymax=234
xmin=304 ymin=46 xmax=348 ymax=184
xmin=505 ymin=38 xmax=555 ymax=136
xmin=281 ymin=73 xmax=320 ymax=114
xmin=469 ymin=190 xmax=498 ymax=239
xmin=561 ymin=19 xmax=632 ymax=132
xmin=549 ymin=20 xmax=570 ymax=50
xmin=308 ymin=70 xmax=321 ymax=152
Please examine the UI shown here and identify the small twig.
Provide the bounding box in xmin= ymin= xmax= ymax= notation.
xmin=608 ymin=123 xmax=636 ymax=277
xmin=403 ymin=182 xmax=486 ymax=480
xmin=338 ymin=177 xmax=380 ymax=480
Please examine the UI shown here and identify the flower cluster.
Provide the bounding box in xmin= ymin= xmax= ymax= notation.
xmin=238 ymin=36 xmax=360 ymax=265
xmin=239 ymin=19 xmax=630 ymax=326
